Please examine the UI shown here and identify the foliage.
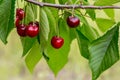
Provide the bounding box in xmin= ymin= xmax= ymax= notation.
xmin=0 ymin=0 xmax=120 ymax=80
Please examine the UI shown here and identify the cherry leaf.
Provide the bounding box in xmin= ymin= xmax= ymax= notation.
xmin=76 ymin=29 xmax=90 ymax=59
xmin=89 ymin=23 xmax=120 ymax=80
xmin=25 ymin=42 xmax=42 ymax=73
xmin=94 ymin=0 xmax=120 ymax=5
xmin=0 ymin=0 xmax=16 ymax=44
xmin=96 ymin=18 xmax=115 ymax=32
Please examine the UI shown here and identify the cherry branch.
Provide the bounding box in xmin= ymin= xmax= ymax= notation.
xmin=25 ymin=0 xmax=120 ymax=9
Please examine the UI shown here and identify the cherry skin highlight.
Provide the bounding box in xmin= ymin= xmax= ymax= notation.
xmin=16 ymin=8 xmax=25 ymax=20
xmin=51 ymin=36 xmax=64 ymax=49
xmin=67 ymin=16 xmax=80 ymax=28
xmin=17 ymin=24 xmax=27 ymax=37
xmin=26 ymin=22 xmax=39 ymax=37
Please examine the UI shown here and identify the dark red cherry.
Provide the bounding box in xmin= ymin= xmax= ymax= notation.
xmin=26 ymin=23 xmax=39 ymax=37
xmin=51 ymin=36 xmax=64 ymax=49
xmin=15 ymin=16 xmax=20 ymax=27
xmin=67 ymin=16 xmax=80 ymax=28
xmin=16 ymin=8 xmax=25 ymax=20
xmin=17 ymin=24 xmax=27 ymax=37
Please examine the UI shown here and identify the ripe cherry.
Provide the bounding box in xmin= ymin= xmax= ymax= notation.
xmin=15 ymin=16 xmax=20 ymax=27
xmin=51 ymin=36 xmax=64 ymax=49
xmin=16 ymin=8 xmax=25 ymax=20
xmin=67 ymin=16 xmax=80 ymax=28
xmin=17 ymin=24 xmax=27 ymax=37
xmin=26 ymin=22 xmax=39 ymax=37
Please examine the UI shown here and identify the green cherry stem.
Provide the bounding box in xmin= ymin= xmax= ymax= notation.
xmin=17 ymin=0 xmax=20 ymax=8
xmin=30 ymin=3 xmax=35 ymax=23
xmin=72 ymin=5 xmax=75 ymax=17
xmin=72 ymin=0 xmax=81 ymax=16
xmin=21 ymin=1 xmax=26 ymax=25
xmin=56 ymin=19 xmax=60 ymax=37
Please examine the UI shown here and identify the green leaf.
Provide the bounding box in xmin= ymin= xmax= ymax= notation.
xmin=92 ymin=27 xmax=100 ymax=37
xmin=43 ymin=7 xmax=56 ymax=36
xmin=69 ymin=29 xmax=76 ymax=41
xmin=76 ymin=14 xmax=98 ymax=42
xmin=76 ymin=29 xmax=90 ymax=59
xmin=80 ymin=24 xmax=98 ymax=42
xmin=84 ymin=0 xmax=88 ymax=2
xmin=25 ymin=42 xmax=42 ymax=73
xmin=39 ymin=8 xmax=50 ymax=50
xmin=76 ymin=14 xmax=89 ymax=25
xmin=103 ymin=9 xmax=115 ymax=20
xmin=0 ymin=0 xmax=16 ymax=44
xmin=86 ymin=9 xmax=96 ymax=20
xmin=21 ymin=37 xmax=37 ymax=57
xmin=28 ymin=3 xmax=37 ymax=20
xmin=59 ymin=0 xmax=68 ymax=4
xmin=89 ymin=23 xmax=120 ymax=80
xmin=24 ymin=4 xmax=34 ymax=24
xmin=46 ymin=19 xmax=70 ymax=75
xmin=96 ymin=18 xmax=115 ymax=32
xmin=94 ymin=0 xmax=120 ymax=5
xmin=43 ymin=0 xmax=55 ymax=3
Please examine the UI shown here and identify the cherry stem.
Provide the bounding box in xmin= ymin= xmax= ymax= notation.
xmin=24 ymin=2 xmax=27 ymax=25
xmin=72 ymin=0 xmax=80 ymax=17
xmin=17 ymin=0 xmax=20 ymax=8
xmin=71 ymin=4 xmax=74 ymax=16
xmin=56 ymin=19 xmax=60 ymax=37
xmin=30 ymin=3 xmax=35 ymax=23
xmin=21 ymin=1 xmax=26 ymax=24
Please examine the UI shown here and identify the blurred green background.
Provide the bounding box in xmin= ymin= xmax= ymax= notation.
xmin=0 ymin=1 xmax=120 ymax=80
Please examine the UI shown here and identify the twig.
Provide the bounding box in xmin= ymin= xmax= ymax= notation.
xmin=25 ymin=0 xmax=120 ymax=9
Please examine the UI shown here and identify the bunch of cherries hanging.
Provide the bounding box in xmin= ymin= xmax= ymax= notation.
xmin=15 ymin=8 xmax=39 ymax=37
xmin=15 ymin=8 xmax=80 ymax=49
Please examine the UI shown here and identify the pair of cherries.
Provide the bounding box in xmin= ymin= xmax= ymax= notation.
xmin=51 ymin=16 xmax=80 ymax=49
xmin=17 ymin=22 xmax=39 ymax=37
xmin=15 ymin=8 xmax=39 ymax=37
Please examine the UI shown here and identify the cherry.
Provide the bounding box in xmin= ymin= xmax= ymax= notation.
xmin=51 ymin=36 xmax=64 ymax=49
xmin=16 ymin=8 xmax=25 ymax=20
xmin=67 ymin=16 xmax=80 ymax=28
xmin=15 ymin=16 xmax=20 ymax=27
xmin=17 ymin=24 xmax=27 ymax=37
xmin=26 ymin=22 xmax=39 ymax=37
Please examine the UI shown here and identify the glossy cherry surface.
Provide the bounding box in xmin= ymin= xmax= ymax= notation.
xmin=15 ymin=16 xmax=20 ymax=27
xmin=26 ymin=22 xmax=39 ymax=37
xmin=67 ymin=16 xmax=80 ymax=28
xmin=16 ymin=8 xmax=25 ymax=20
xmin=51 ymin=36 xmax=64 ymax=49
xmin=17 ymin=24 xmax=27 ymax=37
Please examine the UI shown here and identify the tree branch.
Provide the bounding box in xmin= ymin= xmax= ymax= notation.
xmin=25 ymin=0 xmax=120 ymax=9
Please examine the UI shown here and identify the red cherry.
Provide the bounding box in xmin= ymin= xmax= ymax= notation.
xmin=26 ymin=23 xmax=39 ymax=37
xmin=17 ymin=24 xmax=27 ymax=37
xmin=67 ymin=16 xmax=80 ymax=28
xmin=16 ymin=8 xmax=25 ymax=20
xmin=51 ymin=36 xmax=64 ymax=49
xmin=15 ymin=16 xmax=20 ymax=27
